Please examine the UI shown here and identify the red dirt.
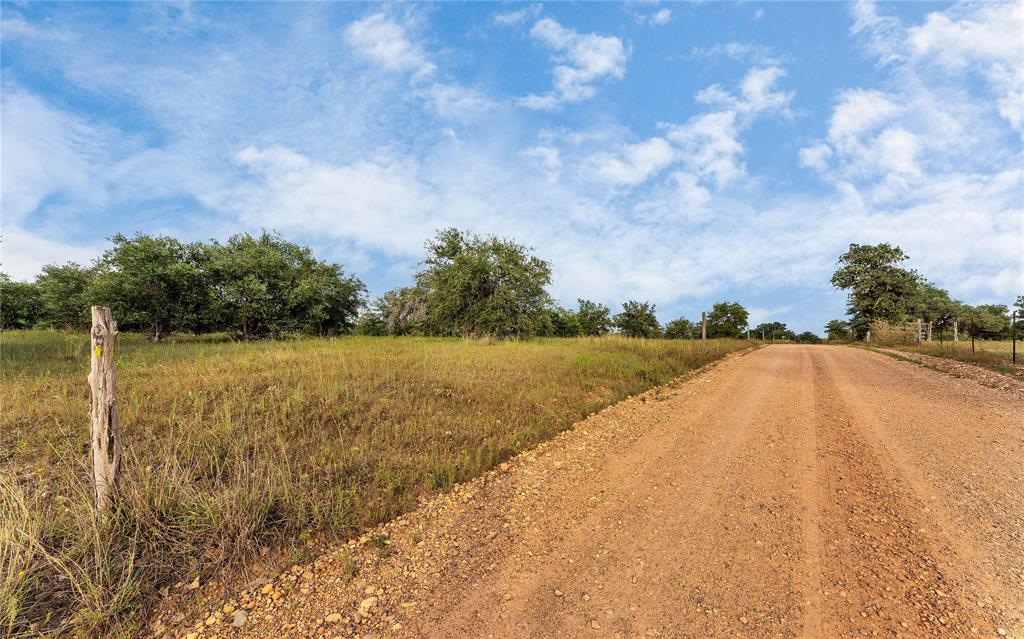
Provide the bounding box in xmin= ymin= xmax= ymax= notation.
xmin=170 ymin=345 xmax=1023 ymax=639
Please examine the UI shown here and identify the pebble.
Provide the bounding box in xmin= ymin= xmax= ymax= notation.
xmin=325 ymin=612 xmax=343 ymax=624
xmin=231 ymin=610 xmax=248 ymax=628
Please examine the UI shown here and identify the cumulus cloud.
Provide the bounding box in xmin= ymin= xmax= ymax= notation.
xmin=344 ymin=13 xmax=436 ymax=79
xmin=519 ymin=18 xmax=628 ymax=109
xmin=493 ymin=4 xmax=542 ymax=27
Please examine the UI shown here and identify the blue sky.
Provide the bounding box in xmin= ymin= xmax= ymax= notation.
xmin=2 ymin=1 xmax=1022 ymax=333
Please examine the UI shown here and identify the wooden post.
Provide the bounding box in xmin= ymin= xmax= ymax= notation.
xmin=866 ymin=329 xmax=871 ymax=343
xmin=89 ymin=306 xmax=122 ymax=514
xmin=701 ymin=312 xmax=707 ymax=341
xmin=953 ymin=319 xmax=958 ymax=342
xmin=927 ymin=321 xmax=932 ymax=342
xmin=915 ymin=319 xmax=922 ymax=346
xmin=1013 ymin=311 xmax=1017 ymax=365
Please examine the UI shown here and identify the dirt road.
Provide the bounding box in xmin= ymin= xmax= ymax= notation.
xmin=181 ymin=346 xmax=1023 ymax=639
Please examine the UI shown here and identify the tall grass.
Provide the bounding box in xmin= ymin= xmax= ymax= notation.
xmin=1 ymin=331 xmax=748 ymax=637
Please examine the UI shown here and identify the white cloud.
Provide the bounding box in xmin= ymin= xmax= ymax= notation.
xmin=587 ymin=137 xmax=676 ymax=186
xmin=695 ymin=65 xmax=793 ymax=116
xmin=753 ymin=9 xmax=765 ymax=21
xmin=493 ymin=4 xmax=542 ymax=27
xmin=798 ymin=143 xmax=832 ymax=172
xmin=1 ymin=226 xmax=103 ymax=281
xmin=519 ymin=18 xmax=628 ymax=109
xmin=666 ymin=111 xmax=745 ymax=189
xmin=649 ymin=9 xmax=672 ymax=26
xmin=344 ymin=13 xmax=436 ymax=79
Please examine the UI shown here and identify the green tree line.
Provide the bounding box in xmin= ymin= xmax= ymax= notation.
xmin=827 ymin=243 xmax=1022 ymax=343
xmin=1 ymin=228 xmax=758 ymax=341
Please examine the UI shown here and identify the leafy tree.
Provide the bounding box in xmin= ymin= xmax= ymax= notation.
xmin=415 ymin=228 xmax=553 ymax=338
xmin=752 ymin=321 xmax=794 ymax=341
xmin=371 ymin=287 xmax=428 ymax=336
xmin=90 ymin=234 xmax=210 ymax=339
xmin=962 ymin=304 xmax=1009 ymax=351
xmin=831 ymin=243 xmax=920 ymax=338
xmin=824 ymin=319 xmax=850 ymax=342
xmin=664 ymin=317 xmax=697 ymax=339
xmin=204 ymin=232 xmax=365 ymax=338
xmin=576 ymin=299 xmax=612 ymax=336
xmin=908 ymin=282 xmax=962 ymax=342
xmin=706 ymin=301 xmax=749 ymax=338
xmin=545 ymin=306 xmax=582 ymax=337
xmin=794 ymin=331 xmax=823 ymax=344
xmin=35 ymin=263 xmax=98 ymax=330
xmin=614 ymin=301 xmax=662 ymax=338
xmin=0 ymin=273 xmax=42 ymax=329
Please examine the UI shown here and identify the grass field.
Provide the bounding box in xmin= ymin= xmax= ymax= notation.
xmin=0 ymin=331 xmax=750 ymax=637
xmin=881 ymin=339 xmax=1021 ymax=378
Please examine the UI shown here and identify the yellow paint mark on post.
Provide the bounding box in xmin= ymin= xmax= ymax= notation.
xmin=95 ymin=345 xmax=102 ymax=359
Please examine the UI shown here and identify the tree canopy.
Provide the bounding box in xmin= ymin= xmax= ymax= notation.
xmin=706 ymin=301 xmax=749 ymax=338
xmin=831 ymin=243 xmax=921 ymax=338
xmin=614 ymin=301 xmax=662 ymax=338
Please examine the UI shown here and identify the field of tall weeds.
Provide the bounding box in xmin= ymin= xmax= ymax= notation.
xmin=0 ymin=331 xmax=748 ymax=637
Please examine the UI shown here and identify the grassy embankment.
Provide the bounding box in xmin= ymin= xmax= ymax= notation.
xmin=875 ymin=339 xmax=1021 ymax=379
xmin=1 ymin=331 xmax=749 ymax=637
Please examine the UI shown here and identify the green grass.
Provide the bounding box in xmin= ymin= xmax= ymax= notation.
xmin=0 ymin=331 xmax=749 ymax=637
xmin=874 ymin=339 xmax=1022 ymax=379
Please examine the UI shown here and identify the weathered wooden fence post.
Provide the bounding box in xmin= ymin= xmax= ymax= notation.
xmin=915 ymin=319 xmax=922 ymax=347
xmin=701 ymin=312 xmax=707 ymax=341
xmin=927 ymin=321 xmax=932 ymax=342
xmin=1013 ymin=310 xmax=1018 ymax=365
xmin=953 ymin=319 xmax=958 ymax=342
xmin=89 ymin=306 xmax=122 ymax=514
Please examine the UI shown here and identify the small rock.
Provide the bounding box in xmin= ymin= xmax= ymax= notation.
xmin=231 ymin=610 xmax=248 ymax=628
xmin=359 ymin=596 xmax=379 ymax=615
xmin=554 ymin=589 xmax=564 ymax=597
xmin=325 ymin=613 xmax=343 ymax=624
xmin=590 ymin=620 xmax=601 ymax=629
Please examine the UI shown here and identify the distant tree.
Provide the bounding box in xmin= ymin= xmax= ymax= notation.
xmin=35 ymin=263 xmax=98 ymax=330
xmin=831 ymin=243 xmax=920 ymax=338
xmin=824 ymin=319 xmax=850 ymax=342
xmin=576 ymin=299 xmax=613 ymax=336
xmin=706 ymin=301 xmax=749 ymax=338
xmin=0 ymin=273 xmax=42 ymax=329
xmin=753 ymin=321 xmax=794 ymax=341
xmin=90 ymin=234 xmax=210 ymax=340
xmin=909 ymin=282 xmax=962 ymax=342
xmin=204 ymin=232 xmax=365 ymax=338
xmin=415 ymin=228 xmax=552 ymax=338
xmin=664 ymin=317 xmax=697 ymax=339
xmin=962 ymin=304 xmax=1009 ymax=351
xmin=372 ymin=287 xmax=428 ymax=336
xmin=794 ymin=331 xmax=823 ymax=344
xmin=614 ymin=301 xmax=662 ymax=338
xmin=545 ymin=306 xmax=582 ymax=337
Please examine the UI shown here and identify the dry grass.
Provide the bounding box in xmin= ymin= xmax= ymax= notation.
xmin=0 ymin=331 xmax=748 ymax=637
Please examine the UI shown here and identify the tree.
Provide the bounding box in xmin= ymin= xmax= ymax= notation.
xmin=576 ymin=299 xmax=612 ymax=336
xmin=962 ymin=304 xmax=1009 ymax=352
xmin=35 ymin=263 xmax=98 ymax=330
xmin=706 ymin=301 xmax=749 ymax=338
xmin=752 ymin=321 xmax=794 ymax=341
xmin=204 ymin=232 xmax=365 ymax=338
xmin=831 ymin=243 xmax=920 ymax=338
xmin=90 ymin=234 xmax=210 ymax=339
xmin=614 ymin=301 xmax=662 ymax=338
xmin=795 ymin=331 xmax=823 ymax=344
xmin=664 ymin=317 xmax=697 ymax=339
xmin=909 ymin=282 xmax=961 ymax=342
xmin=371 ymin=287 xmax=428 ymax=336
xmin=415 ymin=228 xmax=553 ymax=338
xmin=824 ymin=319 xmax=850 ymax=342
xmin=545 ymin=306 xmax=582 ymax=337
xmin=0 ymin=273 xmax=42 ymax=329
